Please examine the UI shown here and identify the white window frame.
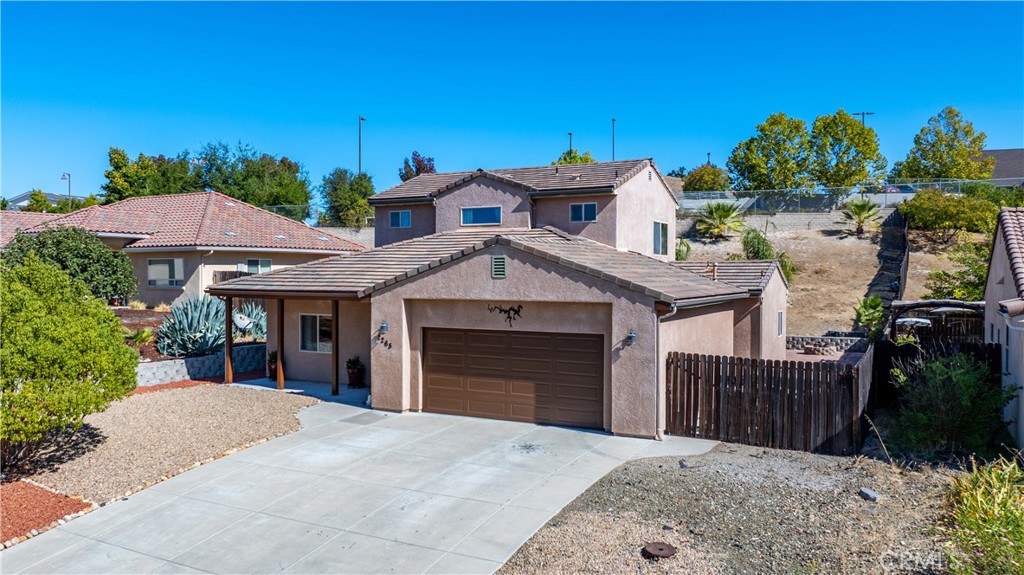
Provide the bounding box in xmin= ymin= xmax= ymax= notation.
xmin=653 ymin=221 xmax=669 ymax=256
xmin=461 ymin=206 xmax=502 ymax=226
xmin=299 ymin=314 xmax=333 ymax=354
xmin=147 ymin=258 xmax=185 ymax=288
xmin=246 ymin=258 xmax=272 ymax=274
xmin=389 ymin=210 xmax=411 ymax=229
xmin=570 ymin=202 xmax=598 ymax=223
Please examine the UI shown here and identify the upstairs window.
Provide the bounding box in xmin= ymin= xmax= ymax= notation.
xmin=246 ymin=259 xmax=271 ymax=274
xmin=389 ymin=210 xmax=411 ymax=229
xmin=570 ymin=203 xmax=598 ymax=223
xmin=653 ymin=221 xmax=669 ymax=256
xmin=148 ymin=258 xmax=185 ymax=287
xmin=461 ymin=206 xmax=502 ymax=226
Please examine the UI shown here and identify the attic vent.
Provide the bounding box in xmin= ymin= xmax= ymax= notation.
xmin=491 ymin=255 xmax=508 ymax=279
xmin=224 ymin=231 xmax=238 ymax=237
xmin=648 ymin=170 xmax=652 ymax=181
xmin=224 ymin=201 xmax=237 ymax=207
xmin=275 ymin=234 xmax=287 ymax=240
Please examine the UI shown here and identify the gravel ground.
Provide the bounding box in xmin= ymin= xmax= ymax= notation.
xmin=29 ymin=385 xmax=317 ymax=503
xmin=500 ymin=443 xmax=958 ymax=575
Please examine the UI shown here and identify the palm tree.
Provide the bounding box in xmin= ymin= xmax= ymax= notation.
xmin=696 ymin=202 xmax=745 ymax=239
xmin=841 ymin=198 xmax=881 ymax=235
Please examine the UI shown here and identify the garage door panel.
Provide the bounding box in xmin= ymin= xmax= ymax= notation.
xmin=424 ymin=328 xmax=603 ymax=430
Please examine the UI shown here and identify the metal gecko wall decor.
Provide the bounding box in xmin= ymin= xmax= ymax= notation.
xmin=487 ymin=304 xmax=523 ymax=327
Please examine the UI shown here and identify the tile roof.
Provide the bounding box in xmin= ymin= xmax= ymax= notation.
xmin=670 ymin=260 xmax=785 ymax=294
xmin=997 ymin=207 xmax=1024 ymax=301
xmin=208 ymin=227 xmax=747 ymax=304
xmin=1 ymin=211 xmax=61 ymax=247
xmin=982 ymin=148 xmax=1024 ymax=183
xmin=27 ymin=192 xmax=364 ymax=253
xmin=368 ymin=159 xmax=672 ymax=204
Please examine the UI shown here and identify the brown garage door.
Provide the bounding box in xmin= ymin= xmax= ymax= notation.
xmin=423 ymin=328 xmax=604 ymax=429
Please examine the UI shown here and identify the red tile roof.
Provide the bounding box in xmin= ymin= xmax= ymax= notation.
xmin=997 ymin=207 xmax=1024 ymax=302
xmin=1 ymin=211 xmax=61 ymax=247
xmin=27 ymin=192 xmax=364 ymax=253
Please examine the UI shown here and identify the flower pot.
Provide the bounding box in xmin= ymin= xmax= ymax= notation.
xmin=347 ymin=366 xmax=366 ymax=388
xmin=268 ymin=361 xmax=278 ymax=380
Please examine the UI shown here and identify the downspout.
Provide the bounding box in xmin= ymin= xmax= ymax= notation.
xmin=200 ymin=249 xmax=215 ymax=292
xmin=655 ymin=304 xmax=681 ymax=441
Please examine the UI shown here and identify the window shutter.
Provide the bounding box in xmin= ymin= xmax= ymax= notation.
xmin=491 ymin=256 xmax=508 ymax=279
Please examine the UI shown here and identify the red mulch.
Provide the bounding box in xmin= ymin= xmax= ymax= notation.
xmin=0 ymin=481 xmax=90 ymax=542
xmin=130 ymin=370 xmax=264 ymax=396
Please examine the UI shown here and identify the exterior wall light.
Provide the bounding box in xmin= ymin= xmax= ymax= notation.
xmin=380 ymin=320 xmax=389 ymax=334
xmin=626 ymin=329 xmax=637 ymax=346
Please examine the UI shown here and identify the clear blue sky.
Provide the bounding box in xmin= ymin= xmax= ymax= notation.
xmin=3 ymin=1 xmax=1022 ymax=202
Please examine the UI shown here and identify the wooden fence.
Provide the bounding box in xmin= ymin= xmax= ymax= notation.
xmin=666 ymin=349 xmax=873 ymax=455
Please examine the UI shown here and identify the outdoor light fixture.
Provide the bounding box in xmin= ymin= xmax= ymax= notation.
xmin=380 ymin=320 xmax=389 ymax=334
xmin=626 ymin=329 xmax=637 ymax=346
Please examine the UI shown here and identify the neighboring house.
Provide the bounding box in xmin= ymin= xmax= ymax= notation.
xmin=318 ymin=226 xmax=376 ymax=251
xmin=0 ymin=211 xmax=61 ymax=247
xmin=983 ymin=207 xmax=1024 ymax=448
xmin=24 ymin=192 xmax=364 ymax=307
xmin=209 ymin=159 xmax=788 ymax=439
xmin=981 ymin=148 xmax=1024 ymax=187
xmin=5 ymin=190 xmax=88 ymax=211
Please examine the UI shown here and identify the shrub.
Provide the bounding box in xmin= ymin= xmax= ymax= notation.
xmin=854 ymin=295 xmax=885 ymax=340
xmin=925 ymin=232 xmax=990 ymax=301
xmin=961 ymin=181 xmax=1024 ymax=208
xmin=890 ymin=351 xmax=1017 ymax=457
xmin=127 ymin=300 xmax=147 ymax=310
xmin=740 ymin=228 xmax=797 ymax=283
xmin=0 ymin=256 xmax=138 ymax=468
xmin=237 ymin=302 xmax=267 ymax=341
xmin=696 ymin=202 xmax=745 ymax=239
xmin=840 ymin=198 xmax=881 ymax=235
xmin=675 ymin=237 xmax=692 ymax=261
xmin=898 ymin=189 xmax=999 ymax=240
xmin=156 ymin=296 xmax=225 ymax=357
xmin=1 ymin=226 xmax=137 ymax=300
xmin=945 ymin=454 xmax=1024 ymax=575
xmin=154 ymin=302 xmax=171 ymax=313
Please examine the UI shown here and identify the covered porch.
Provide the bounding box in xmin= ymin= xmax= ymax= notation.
xmin=219 ymin=295 xmax=374 ymax=396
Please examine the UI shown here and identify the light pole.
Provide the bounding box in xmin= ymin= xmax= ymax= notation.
xmin=706 ymin=152 xmax=711 ymax=165
xmin=568 ymin=132 xmax=573 ymax=153
xmin=60 ymin=172 xmax=71 ymax=203
xmin=852 ymin=111 xmax=875 ymax=125
xmin=611 ymin=118 xmax=616 ymax=161
xmin=358 ymin=116 xmax=366 ymax=174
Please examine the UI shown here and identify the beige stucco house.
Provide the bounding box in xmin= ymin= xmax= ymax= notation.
xmin=983 ymin=207 xmax=1024 ymax=447
xmin=24 ymin=192 xmax=364 ymax=307
xmin=209 ymin=159 xmax=789 ymax=439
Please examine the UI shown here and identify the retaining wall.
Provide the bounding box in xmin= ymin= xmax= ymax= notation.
xmin=678 ymin=208 xmax=895 ymax=237
xmin=786 ymin=336 xmax=869 ymax=353
xmin=136 ymin=343 xmax=266 ymax=387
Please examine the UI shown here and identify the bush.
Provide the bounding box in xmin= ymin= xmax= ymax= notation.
xmin=0 ymin=256 xmax=138 ymax=468
xmin=854 ymin=295 xmax=885 ymax=340
xmin=946 ymin=454 xmax=1024 ymax=575
xmin=127 ymin=300 xmax=147 ymax=310
xmin=675 ymin=237 xmax=691 ymax=261
xmin=898 ymin=189 xmax=999 ymax=239
xmin=925 ymin=232 xmax=990 ymax=301
xmin=739 ymin=228 xmax=797 ymax=283
xmin=890 ymin=351 xmax=1017 ymax=457
xmin=840 ymin=198 xmax=881 ymax=235
xmin=696 ymin=202 xmax=745 ymax=239
xmin=962 ymin=181 xmax=1024 ymax=208
xmin=1 ymin=227 xmax=137 ymax=300
xmin=156 ymin=296 xmax=226 ymax=357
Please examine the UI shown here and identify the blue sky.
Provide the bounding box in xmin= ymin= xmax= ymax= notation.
xmin=3 ymin=2 xmax=1022 ymax=202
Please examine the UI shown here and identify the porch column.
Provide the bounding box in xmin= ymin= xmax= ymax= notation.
xmin=276 ymin=298 xmax=285 ymax=389
xmin=332 ymin=299 xmax=340 ymax=396
xmin=224 ymin=296 xmax=234 ymax=384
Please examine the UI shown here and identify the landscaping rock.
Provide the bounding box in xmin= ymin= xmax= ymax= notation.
xmin=859 ymin=487 xmax=881 ymax=502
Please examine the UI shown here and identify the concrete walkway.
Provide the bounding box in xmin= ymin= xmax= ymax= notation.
xmin=3 ymin=399 xmax=717 ymax=575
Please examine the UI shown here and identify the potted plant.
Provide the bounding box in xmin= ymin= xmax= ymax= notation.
xmin=267 ymin=350 xmax=278 ymax=379
xmin=346 ymin=355 xmax=367 ymax=388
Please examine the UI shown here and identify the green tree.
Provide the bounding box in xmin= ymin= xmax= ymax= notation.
xmin=147 ymin=153 xmax=199 ymax=196
xmin=319 ymin=168 xmax=375 ymax=227
xmin=0 ymin=256 xmax=138 ymax=468
xmin=808 ymin=109 xmax=888 ymax=188
xmin=683 ymin=164 xmax=731 ymax=191
xmin=891 ymin=107 xmax=995 ymax=180
xmin=194 ymin=142 xmax=312 ymax=216
xmin=102 ymin=148 xmax=157 ymax=202
xmin=696 ymin=201 xmax=745 ymax=239
xmin=552 ymin=148 xmax=596 ymax=165
xmin=666 ymin=166 xmax=687 ymax=178
xmin=53 ymin=195 xmax=100 ymax=214
xmin=0 ymin=197 xmax=8 ymax=210
xmin=727 ymin=113 xmax=811 ymax=191
xmin=924 ymin=233 xmax=989 ymax=300
xmin=398 ymin=151 xmax=437 ymax=182
xmin=840 ymin=198 xmax=882 ymax=235
xmin=898 ymin=189 xmax=999 ymax=240
xmin=1 ymin=227 xmax=137 ymax=300
xmin=21 ymin=189 xmax=53 ymax=212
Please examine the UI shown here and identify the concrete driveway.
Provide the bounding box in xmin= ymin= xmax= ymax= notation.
xmin=3 ymin=399 xmax=717 ymax=575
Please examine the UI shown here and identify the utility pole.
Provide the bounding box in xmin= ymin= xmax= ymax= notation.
xmin=358 ymin=116 xmax=366 ymax=174
xmin=851 ymin=111 xmax=875 ymax=125
xmin=61 ymin=172 xmax=71 ymax=203
xmin=611 ymin=118 xmax=616 ymax=161
xmin=568 ymin=132 xmax=573 ymax=153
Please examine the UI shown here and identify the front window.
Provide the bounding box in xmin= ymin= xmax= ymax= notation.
xmin=570 ymin=203 xmax=598 ymax=223
xmin=653 ymin=221 xmax=669 ymax=256
xmin=147 ymin=258 xmax=185 ymax=287
xmin=299 ymin=314 xmax=333 ymax=353
xmin=389 ymin=210 xmax=411 ymax=229
xmin=461 ymin=206 xmax=502 ymax=226
xmin=247 ymin=259 xmax=271 ymax=274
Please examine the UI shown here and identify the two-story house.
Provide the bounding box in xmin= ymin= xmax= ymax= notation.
xmin=209 ymin=159 xmax=787 ymax=439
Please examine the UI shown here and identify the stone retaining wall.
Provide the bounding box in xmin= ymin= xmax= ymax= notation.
xmin=678 ymin=208 xmax=895 ymax=237
xmin=136 ymin=343 xmax=266 ymax=387
xmin=786 ymin=336 xmax=869 ymax=353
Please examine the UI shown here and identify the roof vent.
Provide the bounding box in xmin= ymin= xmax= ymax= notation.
xmin=570 ymin=173 xmax=582 ymax=181
xmin=491 ymin=255 xmax=508 ymax=279
xmin=224 ymin=231 xmax=237 ymax=237
xmin=275 ymin=234 xmax=287 ymax=240
xmin=555 ymin=166 xmax=559 ymax=174
xmin=318 ymin=236 xmax=330 ymax=241
xmin=224 ymin=201 xmax=236 ymax=207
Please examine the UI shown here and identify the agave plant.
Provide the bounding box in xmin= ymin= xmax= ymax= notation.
xmin=238 ymin=302 xmax=267 ymax=341
xmin=841 ymin=198 xmax=881 ymax=235
xmin=696 ymin=202 xmax=745 ymax=239
xmin=156 ymin=295 xmax=226 ymax=357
